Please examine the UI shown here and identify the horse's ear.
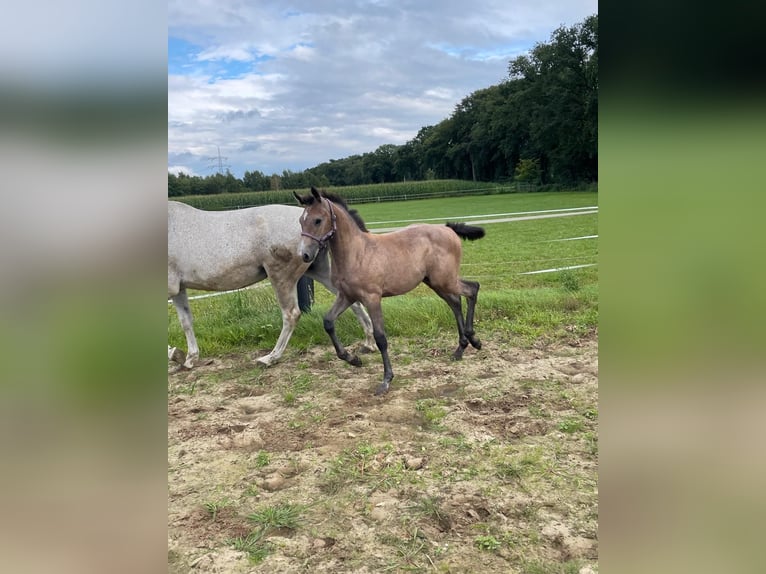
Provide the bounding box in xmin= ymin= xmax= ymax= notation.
xmin=294 ymin=191 xmax=315 ymax=205
xmin=311 ymin=186 xmax=322 ymax=200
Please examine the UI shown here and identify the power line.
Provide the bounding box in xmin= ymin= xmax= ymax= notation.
xmin=206 ymin=145 xmax=230 ymax=174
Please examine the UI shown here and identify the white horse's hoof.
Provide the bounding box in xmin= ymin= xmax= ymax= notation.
xmin=256 ymin=356 xmax=275 ymax=367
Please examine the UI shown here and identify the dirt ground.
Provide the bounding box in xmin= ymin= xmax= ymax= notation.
xmin=168 ymin=331 xmax=598 ymax=573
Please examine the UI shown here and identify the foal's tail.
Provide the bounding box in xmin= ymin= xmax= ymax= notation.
xmin=446 ymin=222 xmax=485 ymax=241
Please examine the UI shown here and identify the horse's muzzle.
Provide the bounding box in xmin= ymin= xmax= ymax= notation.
xmin=297 ymin=237 xmax=319 ymax=264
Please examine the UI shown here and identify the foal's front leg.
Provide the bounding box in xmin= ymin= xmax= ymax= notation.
xmin=324 ymin=293 xmax=362 ymax=367
xmin=365 ymin=299 xmax=394 ymax=396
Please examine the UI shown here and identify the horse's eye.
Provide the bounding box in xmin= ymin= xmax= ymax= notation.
xmin=314 ymin=218 xmax=322 ymax=226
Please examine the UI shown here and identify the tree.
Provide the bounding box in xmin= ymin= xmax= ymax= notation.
xmin=514 ymin=158 xmax=541 ymax=183
xmin=507 ymin=14 xmax=598 ymax=184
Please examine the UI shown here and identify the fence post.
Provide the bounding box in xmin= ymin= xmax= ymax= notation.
xmin=297 ymin=276 xmax=314 ymax=312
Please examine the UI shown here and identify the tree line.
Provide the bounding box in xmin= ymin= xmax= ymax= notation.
xmin=168 ymin=14 xmax=597 ymax=197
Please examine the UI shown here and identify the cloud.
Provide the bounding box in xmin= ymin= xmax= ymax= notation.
xmin=168 ymin=0 xmax=598 ymax=177
xmin=168 ymin=165 xmax=197 ymax=176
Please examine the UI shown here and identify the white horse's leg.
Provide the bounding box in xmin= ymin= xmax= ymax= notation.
xmin=170 ymin=289 xmax=198 ymax=369
xmin=350 ymin=302 xmax=377 ymax=353
xmin=257 ymin=274 xmax=302 ymax=366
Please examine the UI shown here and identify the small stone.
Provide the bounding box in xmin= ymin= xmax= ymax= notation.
xmin=262 ymin=473 xmax=285 ymax=491
xmin=190 ymin=554 xmax=212 ymax=569
xmin=312 ymin=538 xmax=326 ymax=549
xmin=405 ymin=456 xmax=424 ymax=470
xmin=370 ymin=506 xmax=388 ymax=522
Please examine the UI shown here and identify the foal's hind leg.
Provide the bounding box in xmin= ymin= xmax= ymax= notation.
xmin=460 ymin=279 xmax=481 ymax=349
xmin=424 ymin=279 xmax=470 ymax=360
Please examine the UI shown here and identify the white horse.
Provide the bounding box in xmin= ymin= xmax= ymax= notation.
xmin=168 ymin=201 xmax=376 ymax=369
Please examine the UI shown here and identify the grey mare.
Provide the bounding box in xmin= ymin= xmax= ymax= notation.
xmin=168 ymin=201 xmax=376 ymax=369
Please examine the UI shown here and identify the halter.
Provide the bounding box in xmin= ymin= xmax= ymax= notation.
xmin=300 ymin=198 xmax=337 ymax=249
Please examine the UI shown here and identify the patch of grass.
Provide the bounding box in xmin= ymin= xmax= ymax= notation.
xmin=243 ymin=484 xmax=259 ymax=497
xmin=437 ymin=434 xmax=473 ymax=452
xmin=415 ymin=398 xmax=448 ymax=429
xmin=380 ymin=527 xmax=431 ymax=572
xmin=228 ymin=531 xmax=273 ymax=564
xmin=203 ymin=497 xmax=232 ymax=521
xmin=474 ymin=534 xmax=501 ymax=552
xmin=290 ymin=372 xmax=313 ymax=394
xmin=254 ymin=451 xmax=270 ymax=468
xmin=583 ymin=431 xmax=598 ymax=456
xmin=558 ymin=270 xmax=581 ymax=292
xmin=581 ymin=407 xmax=598 ymax=420
xmin=319 ymin=442 xmax=405 ymax=494
xmin=558 ymin=417 xmax=585 ymax=434
xmin=247 ymin=501 xmax=304 ymax=530
xmin=493 ymin=446 xmax=545 ymax=486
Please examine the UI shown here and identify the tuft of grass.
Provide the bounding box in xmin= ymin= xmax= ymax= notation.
xmin=558 ymin=417 xmax=585 ymax=434
xmin=415 ymin=398 xmax=448 ymax=429
xmin=247 ymin=502 xmax=304 ymax=530
xmin=254 ymin=450 xmax=270 ymax=468
xmin=228 ymin=531 xmax=272 ymax=564
xmin=474 ymin=535 xmax=501 ymax=552
xmin=203 ymin=497 xmax=232 ymax=521
xmin=558 ymin=270 xmax=581 ymax=292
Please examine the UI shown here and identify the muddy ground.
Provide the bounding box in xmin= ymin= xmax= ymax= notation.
xmin=168 ymin=331 xmax=598 ymax=573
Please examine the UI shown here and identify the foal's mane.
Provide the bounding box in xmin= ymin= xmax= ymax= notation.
xmin=314 ymin=188 xmax=369 ymax=232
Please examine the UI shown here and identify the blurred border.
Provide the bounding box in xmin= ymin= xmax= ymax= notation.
xmin=0 ymin=2 xmax=167 ymax=573
xmin=601 ymin=2 xmax=765 ymax=573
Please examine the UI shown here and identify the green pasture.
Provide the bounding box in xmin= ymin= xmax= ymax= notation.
xmin=168 ymin=191 xmax=598 ymax=358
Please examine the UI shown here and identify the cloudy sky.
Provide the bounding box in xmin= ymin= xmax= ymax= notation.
xmin=168 ymin=0 xmax=597 ymax=178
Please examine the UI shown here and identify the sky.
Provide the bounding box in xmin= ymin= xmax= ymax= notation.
xmin=168 ymin=0 xmax=598 ymax=179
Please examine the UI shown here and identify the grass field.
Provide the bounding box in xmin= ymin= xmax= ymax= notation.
xmin=168 ymin=191 xmax=598 ymax=357
xmin=168 ymin=190 xmax=599 ymax=573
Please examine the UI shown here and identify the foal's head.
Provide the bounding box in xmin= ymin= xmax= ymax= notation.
xmin=294 ymin=186 xmax=367 ymax=263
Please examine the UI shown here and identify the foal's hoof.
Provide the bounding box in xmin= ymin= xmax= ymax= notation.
xmin=348 ymin=355 xmax=362 ymax=367
xmin=374 ymin=382 xmax=390 ymax=396
xmin=469 ymin=337 xmax=482 ymax=350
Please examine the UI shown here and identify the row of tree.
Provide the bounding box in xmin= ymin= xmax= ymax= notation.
xmin=168 ymin=14 xmax=597 ymax=197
